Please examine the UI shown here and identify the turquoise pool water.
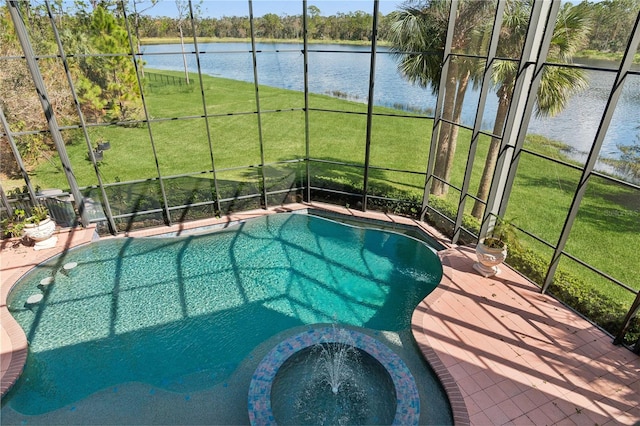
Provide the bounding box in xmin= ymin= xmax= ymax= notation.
xmin=2 ymin=213 xmax=449 ymax=424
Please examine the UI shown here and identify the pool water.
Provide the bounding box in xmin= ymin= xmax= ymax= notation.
xmin=2 ymin=213 xmax=450 ymax=424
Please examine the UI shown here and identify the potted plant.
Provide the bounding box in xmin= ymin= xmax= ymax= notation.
xmin=23 ymin=204 xmax=56 ymax=243
xmin=473 ymin=216 xmax=520 ymax=277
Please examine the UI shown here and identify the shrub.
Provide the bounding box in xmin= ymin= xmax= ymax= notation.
xmin=1 ymin=209 xmax=26 ymax=238
xmin=1 ymin=204 xmax=52 ymax=239
xmin=508 ymin=247 xmax=640 ymax=346
xmin=27 ymin=204 xmax=49 ymax=225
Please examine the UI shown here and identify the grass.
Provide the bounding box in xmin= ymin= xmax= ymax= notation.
xmin=574 ymin=49 xmax=640 ymax=64
xmin=14 ymin=69 xmax=640 ymax=315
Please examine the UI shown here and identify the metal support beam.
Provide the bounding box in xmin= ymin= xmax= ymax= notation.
xmin=361 ymin=0 xmax=380 ymax=212
xmin=453 ymin=1 xmax=505 ymax=244
xmin=188 ymin=0 xmax=222 ymax=215
xmin=0 ymin=184 xmax=12 ymax=217
xmin=44 ymin=0 xmax=117 ymax=234
xmin=542 ymin=12 xmax=640 ymax=294
xmin=8 ymin=0 xmax=88 ymax=226
xmin=0 ymin=107 xmax=38 ymax=205
xmin=122 ymin=0 xmax=172 ymax=227
xmin=499 ymin=2 xmax=564 ymax=223
xmin=248 ymin=0 xmax=268 ymax=209
xmin=480 ymin=1 xmax=559 ymax=238
xmin=303 ymin=0 xmax=311 ymax=203
xmin=420 ymin=0 xmax=457 ymax=221
xmin=613 ymin=291 xmax=640 ymax=350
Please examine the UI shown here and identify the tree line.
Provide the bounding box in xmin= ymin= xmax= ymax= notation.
xmin=135 ymin=0 xmax=638 ymax=52
xmin=138 ymin=7 xmax=387 ymax=41
xmin=38 ymin=0 xmax=638 ymax=50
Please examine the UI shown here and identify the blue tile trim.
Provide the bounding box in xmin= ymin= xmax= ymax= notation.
xmin=248 ymin=326 xmax=420 ymax=425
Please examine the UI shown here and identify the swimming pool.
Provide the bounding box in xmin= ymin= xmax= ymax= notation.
xmin=2 ymin=213 xmax=451 ymax=424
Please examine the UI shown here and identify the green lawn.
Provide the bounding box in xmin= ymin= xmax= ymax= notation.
xmin=25 ymin=70 xmax=640 ymax=309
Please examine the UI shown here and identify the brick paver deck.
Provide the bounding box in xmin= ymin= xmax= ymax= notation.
xmin=412 ymin=245 xmax=639 ymax=425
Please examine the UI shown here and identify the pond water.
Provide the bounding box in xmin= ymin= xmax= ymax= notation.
xmin=142 ymin=42 xmax=639 ymax=167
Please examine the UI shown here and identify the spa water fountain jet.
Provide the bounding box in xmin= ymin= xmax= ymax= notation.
xmin=248 ymin=326 xmax=420 ymax=425
xmin=315 ymin=327 xmax=358 ymax=396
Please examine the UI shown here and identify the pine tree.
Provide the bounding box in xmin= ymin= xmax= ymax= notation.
xmin=79 ymin=6 xmax=142 ymax=122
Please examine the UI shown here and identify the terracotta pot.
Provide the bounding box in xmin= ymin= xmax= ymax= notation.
xmin=23 ymin=217 xmax=56 ymax=242
xmin=473 ymin=240 xmax=507 ymax=277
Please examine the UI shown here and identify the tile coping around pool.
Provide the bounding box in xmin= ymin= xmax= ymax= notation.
xmin=2 ymin=201 xmax=638 ymax=425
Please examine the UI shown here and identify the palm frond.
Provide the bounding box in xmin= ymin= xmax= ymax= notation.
xmin=536 ymin=66 xmax=588 ymax=117
xmin=550 ymin=3 xmax=592 ymax=62
xmin=387 ymin=4 xmax=447 ymax=91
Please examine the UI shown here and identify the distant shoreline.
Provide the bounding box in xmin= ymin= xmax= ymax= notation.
xmin=141 ymin=38 xmax=638 ymax=63
xmin=141 ymin=37 xmax=390 ymax=47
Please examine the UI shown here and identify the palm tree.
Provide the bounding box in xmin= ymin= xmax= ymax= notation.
xmin=471 ymin=1 xmax=591 ymax=218
xmin=388 ymin=1 xmax=492 ymax=196
xmin=388 ymin=2 xmax=450 ymax=197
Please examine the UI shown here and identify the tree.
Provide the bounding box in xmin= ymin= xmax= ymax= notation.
xmin=79 ymin=5 xmax=143 ymax=122
xmin=0 ymin=3 xmax=77 ymax=176
xmin=307 ymin=5 xmax=321 ymax=38
xmin=471 ymin=1 xmax=591 ymax=218
xmin=388 ymin=0 xmax=492 ymax=196
xmin=586 ymin=0 xmax=640 ymax=53
xmin=129 ymin=0 xmax=158 ymax=78
xmin=281 ymin=14 xmax=302 ymax=39
xmin=260 ymin=13 xmax=283 ymax=38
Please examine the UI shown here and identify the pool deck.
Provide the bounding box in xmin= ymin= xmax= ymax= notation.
xmin=1 ymin=202 xmax=639 ymax=424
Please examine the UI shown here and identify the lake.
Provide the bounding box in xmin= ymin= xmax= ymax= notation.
xmin=141 ymin=42 xmax=639 ymax=167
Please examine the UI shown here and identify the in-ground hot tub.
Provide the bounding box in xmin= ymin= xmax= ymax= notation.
xmin=248 ymin=326 xmax=420 ymax=425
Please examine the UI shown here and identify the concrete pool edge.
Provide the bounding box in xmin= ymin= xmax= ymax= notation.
xmin=411 ymin=249 xmax=471 ymax=426
xmin=0 ymin=225 xmax=97 ymax=396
